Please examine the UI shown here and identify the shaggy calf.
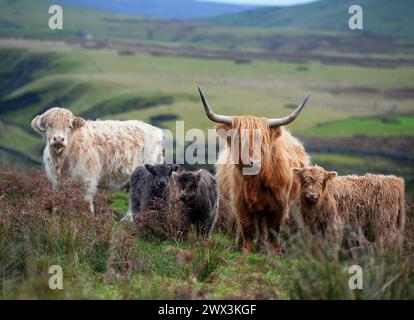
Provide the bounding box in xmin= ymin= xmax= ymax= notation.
xmin=294 ymin=165 xmax=405 ymax=251
xmin=127 ymin=164 xmax=180 ymax=221
xmin=32 ymin=107 xmax=164 ymax=213
xmin=171 ymin=169 xmax=219 ymax=239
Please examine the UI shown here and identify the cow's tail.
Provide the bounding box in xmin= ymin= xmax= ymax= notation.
xmin=397 ymin=178 xmax=406 ymax=236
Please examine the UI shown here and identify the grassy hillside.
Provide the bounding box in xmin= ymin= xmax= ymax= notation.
xmin=1 ymin=0 xmax=413 ymax=56
xmin=205 ymin=0 xmax=414 ymax=39
xmin=2 ymin=41 xmax=414 ymax=133
xmin=0 ymin=39 xmax=413 ymax=198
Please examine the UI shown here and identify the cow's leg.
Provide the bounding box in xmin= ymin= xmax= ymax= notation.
xmin=325 ymin=215 xmax=344 ymax=260
xmin=235 ymin=229 xmax=243 ymax=250
xmin=45 ymin=162 xmax=60 ymax=191
xmin=84 ymin=178 xmax=98 ymax=213
xmin=372 ymin=217 xmax=396 ymax=249
xmin=197 ymin=216 xmax=214 ymax=240
xmin=44 ymin=160 xmax=61 ymax=214
xmin=257 ymin=215 xmax=268 ymax=253
xmin=231 ymin=186 xmax=256 ymax=252
xmin=237 ymin=205 xmax=256 ymax=254
xmin=121 ymin=197 xmax=134 ymax=222
xmin=266 ymin=213 xmax=284 ymax=256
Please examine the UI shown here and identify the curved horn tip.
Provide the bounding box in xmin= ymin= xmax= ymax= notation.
xmin=197 ymin=86 xmax=207 ymax=100
xmin=267 ymin=91 xmax=311 ymax=127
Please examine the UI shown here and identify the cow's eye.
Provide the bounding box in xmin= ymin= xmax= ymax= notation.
xmin=68 ymin=123 xmax=73 ymax=129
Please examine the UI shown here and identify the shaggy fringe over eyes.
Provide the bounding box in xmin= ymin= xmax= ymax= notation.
xmin=217 ymin=116 xmax=275 ymax=160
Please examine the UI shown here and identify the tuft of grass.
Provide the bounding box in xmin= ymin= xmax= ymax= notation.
xmin=109 ymin=192 xmax=129 ymax=213
xmin=278 ymin=229 xmax=414 ymax=300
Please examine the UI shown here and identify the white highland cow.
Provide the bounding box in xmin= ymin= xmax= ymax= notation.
xmin=31 ymin=107 xmax=164 ymax=213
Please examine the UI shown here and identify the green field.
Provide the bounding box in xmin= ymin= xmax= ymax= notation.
xmin=1 ymin=38 xmax=413 ymax=196
xmin=304 ymin=116 xmax=414 ymax=137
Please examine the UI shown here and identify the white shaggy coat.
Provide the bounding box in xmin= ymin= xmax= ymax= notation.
xmin=32 ymin=108 xmax=164 ymax=213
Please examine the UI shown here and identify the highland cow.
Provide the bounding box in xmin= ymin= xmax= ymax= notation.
xmin=293 ymin=165 xmax=406 ymax=252
xmin=197 ymin=87 xmax=311 ymax=253
xmin=31 ymin=107 xmax=164 ymax=213
xmin=127 ymin=164 xmax=180 ymax=221
xmin=171 ymin=169 xmax=219 ymax=239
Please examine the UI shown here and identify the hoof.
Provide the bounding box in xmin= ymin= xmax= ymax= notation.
xmin=121 ymin=212 xmax=134 ymax=222
xmin=241 ymin=241 xmax=254 ymax=254
xmin=270 ymin=246 xmax=284 ymax=258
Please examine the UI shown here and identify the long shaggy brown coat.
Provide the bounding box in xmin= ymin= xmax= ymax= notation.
xmin=294 ymin=165 xmax=405 ymax=251
xmin=216 ymin=116 xmax=310 ymax=253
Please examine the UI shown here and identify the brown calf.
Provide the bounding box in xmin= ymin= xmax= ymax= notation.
xmin=294 ymin=165 xmax=405 ymax=252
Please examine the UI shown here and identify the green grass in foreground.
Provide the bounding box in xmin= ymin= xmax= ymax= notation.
xmin=0 ymin=169 xmax=413 ymax=300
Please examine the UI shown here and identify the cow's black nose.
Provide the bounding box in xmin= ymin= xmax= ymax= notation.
xmin=305 ymin=192 xmax=317 ymax=204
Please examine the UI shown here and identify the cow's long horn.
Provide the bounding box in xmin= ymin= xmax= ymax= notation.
xmin=197 ymin=86 xmax=232 ymax=125
xmin=268 ymin=92 xmax=311 ymax=128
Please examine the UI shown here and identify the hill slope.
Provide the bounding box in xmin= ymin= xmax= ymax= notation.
xmin=1 ymin=0 xmax=413 ymax=56
xmin=205 ymin=0 xmax=414 ymax=39
xmin=56 ymin=0 xmax=257 ymax=19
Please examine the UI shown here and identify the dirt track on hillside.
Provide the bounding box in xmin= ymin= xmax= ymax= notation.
xmin=74 ymin=39 xmax=414 ymax=68
xmin=303 ymin=136 xmax=414 ymax=161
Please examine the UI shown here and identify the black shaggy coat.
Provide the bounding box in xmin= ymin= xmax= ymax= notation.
xmin=129 ymin=164 xmax=179 ymax=218
xmin=172 ymin=169 xmax=219 ymax=239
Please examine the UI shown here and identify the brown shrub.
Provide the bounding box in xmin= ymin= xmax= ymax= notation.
xmin=214 ymin=199 xmax=238 ymax=236
xmin=135 ymin=197 xmax=189 ymax=241
xmin=403 ymin=201 xmax=414 ymax=252
xmin=0 ymin=168 xmax=139 ymax=277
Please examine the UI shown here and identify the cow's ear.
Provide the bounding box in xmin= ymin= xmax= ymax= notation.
xmin=293 ymin=167 xmax=302 ymax=178
xmin=326 ymin=171 xmax=337 ymax=181
xmin=216 ymin=127 xmax=228 ymax=141
xmin=31 ymin=115 xmax=46 ymax=134
xmin=170 ymin=164 xmax=180 ymax=173
xmin=72 ymin=117 xmax=85 ymax=129
xmin=195 ymin=170 xmax=203 ymax=182
xmin=145 ymin=164 xmax=154 ymax=174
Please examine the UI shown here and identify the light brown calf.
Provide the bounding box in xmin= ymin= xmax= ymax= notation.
xmin=293 ymin=165 xmax=405 ymax=252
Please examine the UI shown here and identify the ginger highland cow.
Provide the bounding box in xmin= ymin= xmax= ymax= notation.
xmin=198 ymin=87 xmax=311 ymax=253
